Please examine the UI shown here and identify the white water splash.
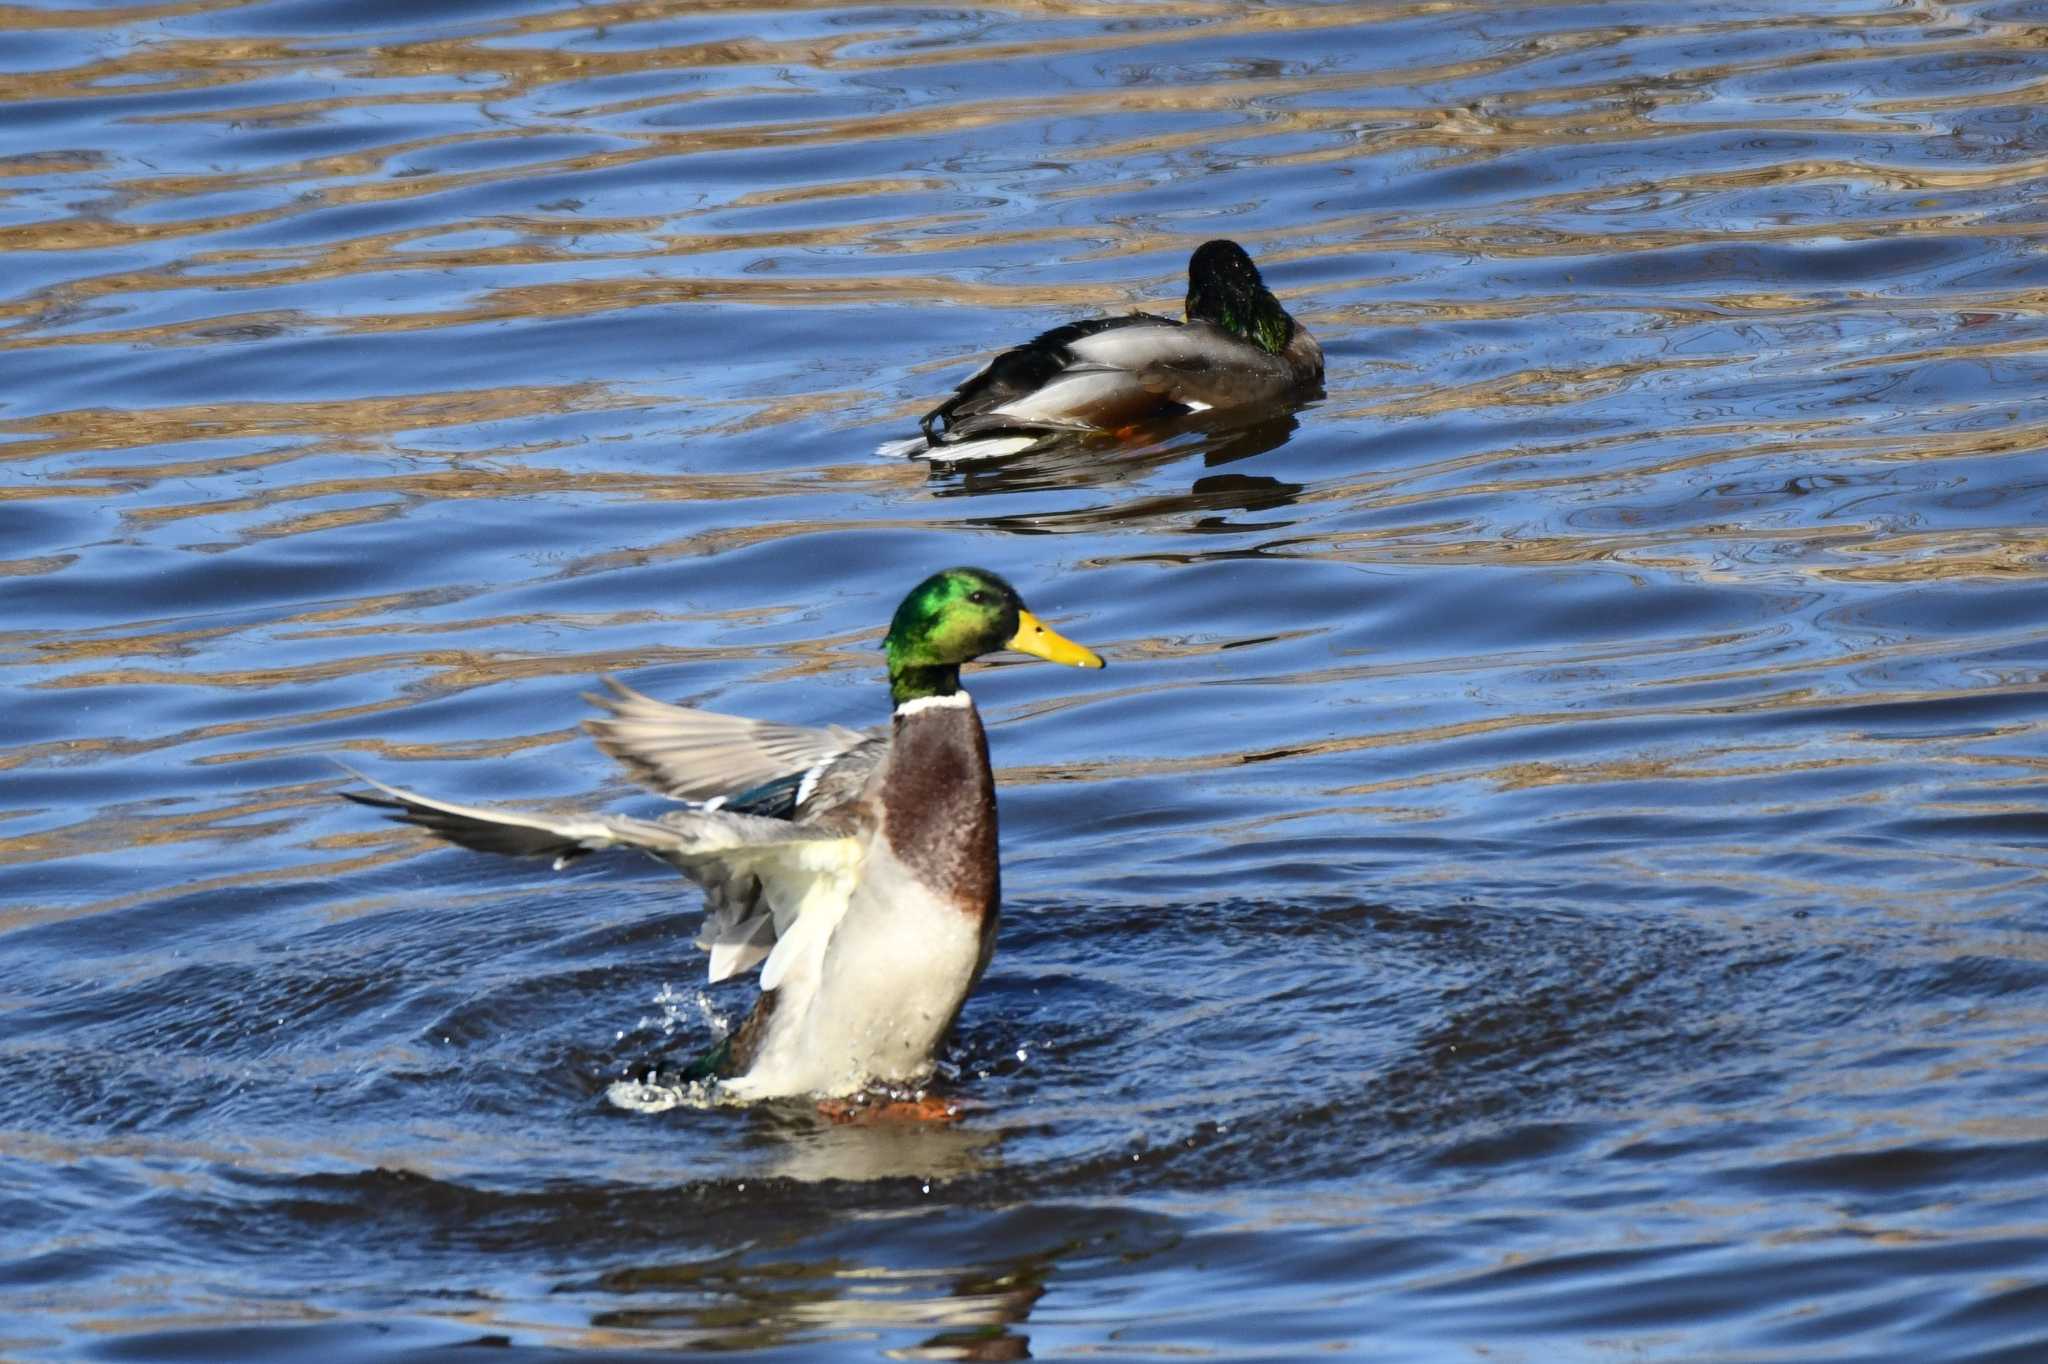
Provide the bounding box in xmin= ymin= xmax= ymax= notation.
xmin=605 ymin=1072 xmax=717 ymax=1113
xmin=629 ymin=982 xmax=727 ymax=1040
xmin=605 ymin=984 xmax=735 ymax=1112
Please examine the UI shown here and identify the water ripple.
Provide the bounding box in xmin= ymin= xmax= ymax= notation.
xmin=4 ymin=0 xmax=2048 ymax=1358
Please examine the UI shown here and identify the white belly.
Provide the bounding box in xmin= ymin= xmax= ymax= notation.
xmin=723 ymin=845 xmax=987 ymax=1100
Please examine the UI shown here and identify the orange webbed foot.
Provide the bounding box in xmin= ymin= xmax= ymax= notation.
xmin=816 ymin=1093 xmax=967 ymax=1125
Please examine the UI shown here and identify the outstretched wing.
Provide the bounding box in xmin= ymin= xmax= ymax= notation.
xmin=343 ymin=771 xmax=863 ymax=983
xmin=583 ymin=677 xmax=884 ymax=815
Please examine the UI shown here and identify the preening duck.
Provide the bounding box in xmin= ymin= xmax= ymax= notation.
xmin=880 ymin=239 xmax=1324 ymax=462
xmin=344 ymin=568 xmax=1104 ymax=1106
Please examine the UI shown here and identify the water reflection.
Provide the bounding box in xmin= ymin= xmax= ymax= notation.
xmin=937 ymin=411 xmax=1302 ymax=522
xmin=758 ymin=1115 xmax=1003 ymax=1187
xmin=584 ymin=1243 xmax=1042 ymax=1360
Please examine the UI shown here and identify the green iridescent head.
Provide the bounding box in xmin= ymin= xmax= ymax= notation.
xmin=1185 ymin=239 xmax=1294 ymax=356
xmin=884 ymin=567 xmax=1103 ymax=704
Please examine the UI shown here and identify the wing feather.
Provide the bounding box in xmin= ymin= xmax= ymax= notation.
xmin=986 ymin=370 xmax=1169 ymax=428
xmin=342 ymin=768 xmax=863 ymax=986
xmin=1067 ymin=319 xmax=1298 ymax=408
xmin=343 ymin=776 xmax=682 ymax=865
xmin=584 ymin=678 xmax=880 ymax=805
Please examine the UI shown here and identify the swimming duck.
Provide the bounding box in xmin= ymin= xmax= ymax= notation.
xmin=879 ymin=239 xmax=1324 ymax=462
xmin=344 ymin=568 xmax=1104 ymax=1105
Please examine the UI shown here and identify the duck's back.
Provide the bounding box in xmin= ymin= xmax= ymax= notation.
xmin=922 ymin=313 xmax=1179 ymax=441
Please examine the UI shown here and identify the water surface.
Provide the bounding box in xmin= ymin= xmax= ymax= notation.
xmin=5 ymin=1 xmax=2048 ymax=1359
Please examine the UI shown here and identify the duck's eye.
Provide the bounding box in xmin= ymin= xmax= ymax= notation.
xmin=967 ymin=590 xmax=994 ymax=606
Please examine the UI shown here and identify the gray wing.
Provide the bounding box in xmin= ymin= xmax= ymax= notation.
xmin=343 ymin=771 xmax=863 ymax=984
xmin=781 ymin=738 xmax=888 ymax=819
xmin=921 ymin=314 xmax=1177 ymax=445
xmin=584 ymin=677 xmax=883 ymax=808
xmin=341 ymin=769 xmax=837 ymax=869
xmin=1062 ymin=320 xmax=1301 ymax=411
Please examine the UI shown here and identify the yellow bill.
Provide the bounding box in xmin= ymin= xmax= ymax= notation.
xmin=1008 ymin=609 xmax=1105 ymax=669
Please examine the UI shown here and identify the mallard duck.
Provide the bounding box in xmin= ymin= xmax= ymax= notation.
xmin=344 ymin=568 xmax=1104 ymax=1105
xmin=879 ymin=239 xmax=1324 ymax=462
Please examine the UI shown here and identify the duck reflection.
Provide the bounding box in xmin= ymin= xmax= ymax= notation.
xmin=750 ymin=1103 xmax=1004 ymax=1185
xmin=928 ymin=408 xmax=1307 ymax=498
xmin=558 ymin=1196 xmax=1197 ymax=1357
xmin=582 ymin=1227 xmax=1044 ymax=1359
xmin=924 ymin=413 xmax=1307 ymax=545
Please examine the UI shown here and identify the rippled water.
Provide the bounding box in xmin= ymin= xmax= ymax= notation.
xmin=5 ymin=0 xmax=2048 ymax=1358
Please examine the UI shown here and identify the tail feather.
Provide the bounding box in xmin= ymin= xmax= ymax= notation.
xmin=919 ymin=434 xmax=1043 ymax=462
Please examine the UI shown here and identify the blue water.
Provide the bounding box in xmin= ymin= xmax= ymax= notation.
xmin=5 ymin=1 xmax=2048 ymax=1359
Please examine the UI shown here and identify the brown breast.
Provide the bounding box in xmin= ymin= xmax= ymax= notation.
xmin=879 ymin=696 xmax=1000 ymax=921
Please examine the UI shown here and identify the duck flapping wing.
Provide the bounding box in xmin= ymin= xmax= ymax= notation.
xmin=342 ymin=769 xmax=863 ymax=985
